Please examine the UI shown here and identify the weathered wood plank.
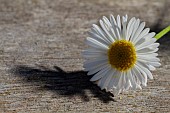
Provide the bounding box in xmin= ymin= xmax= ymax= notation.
xmin=0 ymin=0 xmax=170 ymax=112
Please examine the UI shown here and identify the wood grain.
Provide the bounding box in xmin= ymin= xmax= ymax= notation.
xmin=0 ymin=0 xmax=170 ymax=112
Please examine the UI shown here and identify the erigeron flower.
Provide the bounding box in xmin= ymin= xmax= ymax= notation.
xmin=82 ymin=15 xmax=161 ymax=95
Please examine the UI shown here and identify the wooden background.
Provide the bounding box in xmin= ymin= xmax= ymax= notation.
xmin=0 ymin=0 xmax=170 ymax=112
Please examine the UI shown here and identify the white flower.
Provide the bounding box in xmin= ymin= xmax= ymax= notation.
xmin=82 ymin=15 xmax=161 ymax=95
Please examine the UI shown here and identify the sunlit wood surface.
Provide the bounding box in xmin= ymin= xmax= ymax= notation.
xmin=0 ymin=0 xmax=170 ymax=112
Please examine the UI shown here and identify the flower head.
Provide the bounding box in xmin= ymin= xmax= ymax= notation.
xmin=82 ymin=15 xmax=161 ymax=95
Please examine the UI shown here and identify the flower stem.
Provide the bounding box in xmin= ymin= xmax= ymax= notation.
xmin=155 ymin=25 xmax=170 ymax=40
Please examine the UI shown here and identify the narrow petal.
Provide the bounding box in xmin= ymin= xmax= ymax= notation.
xmin=102 ymin=17 xmax=117 ymax=41
xmin=134 ymin=28 xmax=150 ymax=45
xmin=137 ymin=48 xmax=159 ymax=54
xmin=90 ymin=65 xmax=110 ymax=81
xmin=117 ymin=72 xmax=124 ymax=90
xmin=122 ymin=15 xmax=128 ymax=39
xmin=102 ymin=16 xmax=112 ymax=27
xmin=127 ymin=70 xmax=136 ymax=90
xmin=135 ymin=32 xmax=156 ymax=46
xmin=137 ymin=60 xmax=156 ymax=71
xmin=138 ymin=55 xmax=160 ymax=62
xmin=137 ymin=58 xmax=161 ymax=67
xmin=117 ymin=15 xmax=121 ymax=32
xmin=112 ymin=71 xmax=121 ymax=88
xmin=136 ymin=38 xmax=156 ymax=50
xmin=132 ymin=66 xmax=145 ymax=86
xmin=92 ymin=24 xmax=111 ymax=44
xmin=107 ymin=70 xmax=119 ymax=90
xmin=87 ymin=63 xmax=108 ymax=75
xmin=110 ymin=14 xmax=120 ymax=40
xmin=104 ymin=69 xmax=116 ymax=91
xmin=148 ymin=62 xmax=161 ymax=67
xmin=126 ymin=17 xmax=136 ymax=40
xmin=86 ymin=37 xmax=109 ymax=50
xmin=136 ymin=43 xmax=159 ymax=51
xmin=99 ymin=20 xmax=114 ymax=43
xmin=136 ymin=64 xmax=148 ymax=86
xmin=130 ymin=19 xmax=140 ymax=42
xmin=132 ymin=22 xmax=145 ymax=42
xmin=84 ymin=61 xmax=107 ymax=71
xmin=137 ymin=52 xmax=158 ymax=56
xmin=84 ymin=48 xmax=106 ymax=54
xmin=110 ymin=14 xmax=117 ymax=26
xmin=100 ymin=68 xmax=115 ymax=90
xmin=84 ymin=56 xmax=108 ymax=68
xmin=82 ymin=50 xmax=106 ymax=58
xmin=136 ymin=61 xmax=153 ymax=79
xmin=88 ymin=31 xmax=109 ymax=46
xmin=137 ymin=53 xmax=158 ymax=58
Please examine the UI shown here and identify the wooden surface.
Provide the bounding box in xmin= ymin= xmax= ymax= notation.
xmin=0 ymin=0 xmax=170 ymax=112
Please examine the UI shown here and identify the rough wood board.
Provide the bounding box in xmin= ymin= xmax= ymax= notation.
xmin=0 ymin=0 xmax=170 ymax=112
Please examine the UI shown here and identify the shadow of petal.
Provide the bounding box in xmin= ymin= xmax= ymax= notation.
xmin=10 ymin=65 xmax=115 ymax=103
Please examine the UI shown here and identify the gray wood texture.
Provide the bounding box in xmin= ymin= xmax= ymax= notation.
xmin=0 ymin=0 xmax=170 ymax=112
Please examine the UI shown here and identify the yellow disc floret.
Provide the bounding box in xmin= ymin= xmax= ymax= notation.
xmin=108 ymin=40 xmax=137 ymax=72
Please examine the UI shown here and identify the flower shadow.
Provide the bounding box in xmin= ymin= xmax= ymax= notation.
xmin=11 ymin=65 xmax=115 ymax=103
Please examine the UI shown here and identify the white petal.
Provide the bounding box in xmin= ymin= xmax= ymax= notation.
xmin=90 ymin=65 xmax=110 ymax=81
xmin=102 ymin=16 xmax=112 ymax=27
xmin=88 ymin=31 xmax=109 ymax=46
xmin=92 ymin=24 xmax=111 ymax=44
xmin=137 ymin=53 xmax=158 ymax=57
xmin=148 ymin=62 xmax=161 ymax=67
xmin=110 ymin=14 xmax=120 ymax=40
xmin=130 ymin=19 xmax=140 ymax=42
xmin=122 ymin=15 xmax=128 ymax=39
xmin=117 ymin=72 xmax=124 ymax=89
xmin=116 ymin=27 xmax=121 ymax=40
xmin=136 ymin=64 xmax=148 ymax=86
xmin=136 ymin=43 xmax=159 ymax=51
xmin=136 ymin=38 xmax=157 ymax=50
xmin=144 ymin=32 xmax=156 ymax=40
xmin=126 ymin=17 xmax=136 ymax=40
xmin=132 ymin=22 xmax=145 ymax=42
xmin=124 ymin=80 xmax=131 ymax=91
xmin=123 ymin=71 xmax=131 ymax=90
xmin=100 ymin=68 xmax=115 ymax=90
xmin=147 ymin=65 xmax=156 ymax=71
xmin=132 ymin=66 xmax=145 ymax=86
xmin=107 ymin=70 xmax=119 ymax=90
xmin=135 ymin=32 xmax=156 ymax=46
xmin=84 ymin=48 xmax=106 ymax=54
xmin=84 ymin=61 xmax=107 ymax=71
xmin=113 ymin=89 xmax=121 ymax=96
xmin=117 ymin=15 xmax=121 ymax=32
xmin=137 ymin=48 xmax=159 ymax=54
xmin=137 ymin=58 xmax=161 ymax=67
xmin=82 ymin=51 xmax=106 ymax=58
xmin=138 ymin=55 xmax=160 ymax=62
xmin=104 ymin=69 xmax=117 ymax=91
xmin=134 ymin=28 xmax=150 ymax=45
xmin=86 ymin=37 xmax=109 ymax=50
xmin=128 ymin=70 xmax=136 ymax=90
xmin=102 ymin=17 xmax=117 ymax=41
xmin=112 ymin=71 xmax=121 ymax=88
xmin=136 ymin=58 xmax=157 ymax=71
xmin=99 ymin=20 xmax=114 ymax=43
xmin=84 ymin=56 xmax=108 ymax=68
xmin=110 ymin=14 xmax=117 ymax=26
xmin=87 ymin=63 xmax=108 ymax=75
xmin=136 ymin=61 xmax=153 ymax=79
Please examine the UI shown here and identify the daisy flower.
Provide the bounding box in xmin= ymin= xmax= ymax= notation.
xmin=82 ymin=15 xmax=161 ymax=95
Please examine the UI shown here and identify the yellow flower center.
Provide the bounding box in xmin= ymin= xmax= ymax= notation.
xmin=108 ymin=40 xmax=137 ymax=72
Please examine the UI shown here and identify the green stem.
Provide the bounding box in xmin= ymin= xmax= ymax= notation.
xmin=155 ymin=25 xmax=170 ymax=40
